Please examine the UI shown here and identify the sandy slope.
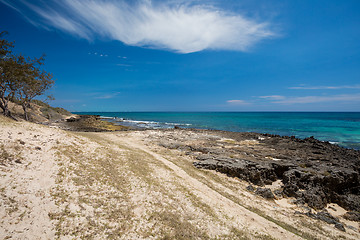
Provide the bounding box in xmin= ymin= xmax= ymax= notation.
xmin=1 ymin=116 xmax=359 ymax=239
xmin=0 ymin=117 xmax=65 ymax=238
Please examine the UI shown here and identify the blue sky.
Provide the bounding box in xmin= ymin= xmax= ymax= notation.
xmin=0 ymin=0 xmax=359 ymax=112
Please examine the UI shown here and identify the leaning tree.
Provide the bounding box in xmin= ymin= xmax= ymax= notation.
xmin=0 ymin=31 xmax=54 ymax=120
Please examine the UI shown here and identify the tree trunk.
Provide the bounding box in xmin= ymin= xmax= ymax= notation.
xmin=0 ymin=96 xmax=11 ymax=117
xmin=0 ymin=99 xmax=16 ymax=120
xmin=0 ymin=102 xmax=5 ymax=114
xmin=22 ymin=102 xmax=29 ymax=121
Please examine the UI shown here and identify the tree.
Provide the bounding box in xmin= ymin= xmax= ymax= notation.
xmin=0 ymin=31 xmax=54 ymax=120
xmin=15 ymin=55 xmax=54 ymax=120
xmin=0 ymin=32 xmax=16 ymax=118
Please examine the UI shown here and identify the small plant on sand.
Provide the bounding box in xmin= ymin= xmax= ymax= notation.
xmin=0 ymin=143 xmax=23 ymax=165
xmin=0 ymin=144 xmax=11 ymax=164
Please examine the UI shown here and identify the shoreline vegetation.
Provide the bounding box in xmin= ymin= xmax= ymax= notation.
xmin=0 ymin=103 xmax=359 ymax=239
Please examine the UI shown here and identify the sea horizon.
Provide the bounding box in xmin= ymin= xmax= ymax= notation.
xmin=73 ymin=111 xmax=360 ymax=150
xmin=73 ymin=111 xmax=360 ymax=113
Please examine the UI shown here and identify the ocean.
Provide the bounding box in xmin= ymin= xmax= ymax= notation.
xmin=74 ymin=112 xmax=360 ymax=150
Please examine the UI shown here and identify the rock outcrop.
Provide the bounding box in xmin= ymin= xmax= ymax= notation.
xmin=193 ymin=133 xmax=360 ymax=211
xmin=154 ymin=129 xmax=360 ymax=212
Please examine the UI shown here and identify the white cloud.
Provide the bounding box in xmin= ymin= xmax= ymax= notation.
xmin=271 ymin=94 xmax=360 ymax=104
xmin=259 ymin=95 xmax=285 ymax=100
xmin=226 ymin=100 xmax=249 ymax=105
xmin=3 ymin=0 xmax=275 ymax=53
xmin=288 ymin=85 xmax=360 ymax=90
xmin=94 ymin=92 xmax=121 ymax=99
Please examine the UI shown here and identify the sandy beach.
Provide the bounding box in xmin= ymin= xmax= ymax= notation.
xmin=2 ymin=0 xmax=360 ymax=238
xmin=1 ymin=115 xmax=359 ymax=239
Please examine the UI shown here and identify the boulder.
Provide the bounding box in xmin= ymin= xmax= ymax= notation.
xmin=255 ymin=188 xmax=275 ymax=199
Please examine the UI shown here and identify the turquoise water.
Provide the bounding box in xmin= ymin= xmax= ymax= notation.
xmin=74 ymin=112 xmax=360 ymax=150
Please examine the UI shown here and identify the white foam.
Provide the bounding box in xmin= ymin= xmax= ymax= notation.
xmin=100 ymin=116 xmax=115 ymax=119
xmin=123 ymin=120 xmax=158 ymax=124
xmin=103 ymin=117 xmax=192 ymax=129
xmin=165 ymin=122 xmax=192 ymax=126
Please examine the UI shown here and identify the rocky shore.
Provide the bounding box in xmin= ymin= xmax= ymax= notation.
xmin=146 ymin=129 xmax=360 ymax=225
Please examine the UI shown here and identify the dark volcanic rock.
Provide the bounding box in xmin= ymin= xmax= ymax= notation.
xmin=193 ymin=157 xmax=277 ymax=186
xmin=314 ymin=210 xmax=339 ymax=225
xmin=186 ymin=130 xmax=360 ymax=212
xmin=255 ymin=188 xmax=275 ymax=199
xmin=193 ymin=148 xmax=360 ymax=211
xmin=66 ymin=117 xmax=78 ymax=122
xmin=246 ymin=185 xmax=256 ymax=192
xmin=336 ymin=194 xmax=360 ymax=212
xmin=343 ymin=211 xmax=360 ymax=222
xmin=273 ymin=189 xmax=283 ymax=198
xmin=335 ymin=222 xmax=346 ymax=232
xmin=297 ymin=210 xmax=346 ymax=231
xmin=152 ymin=129 xmax=360 ymax=212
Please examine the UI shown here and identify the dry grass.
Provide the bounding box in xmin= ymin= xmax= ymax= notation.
xmin=50 ymin=142 xmax=134 ymax=238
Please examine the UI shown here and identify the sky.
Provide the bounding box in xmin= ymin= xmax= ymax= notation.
xmin=0 ymin=0 xmax=360 ymax=112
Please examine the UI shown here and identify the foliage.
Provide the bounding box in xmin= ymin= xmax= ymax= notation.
xmin=0 ymin=31 xmax=13 ymax=58
xmin=0 ymin=31 xmax=54 ymax=120
xmin=0 ymin=32 xmax=15 ymax=117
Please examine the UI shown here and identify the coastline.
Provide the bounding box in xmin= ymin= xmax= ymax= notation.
xmin=75 ymin=112 xmax=360 ymax=150
xmin=1 ymin=115 xmax=360 ymax=239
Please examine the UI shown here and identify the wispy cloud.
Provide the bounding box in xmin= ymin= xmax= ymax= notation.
xmin=226 ymin=100 xmax=250 ymax=105
xmin=116 ymin=63 xmax=132 ymax=67
xmin=288 ymin=85 xmax=360 ymax=90
xmin=93 ymin=92 xmax=121 ymax=99
xmin=268 ymin=94 xmax=360 ymax=104
xmin=1 ymin=0 xmax=275 ymax=53
xmin=258 ymin=95 xmax=285 ymax=100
